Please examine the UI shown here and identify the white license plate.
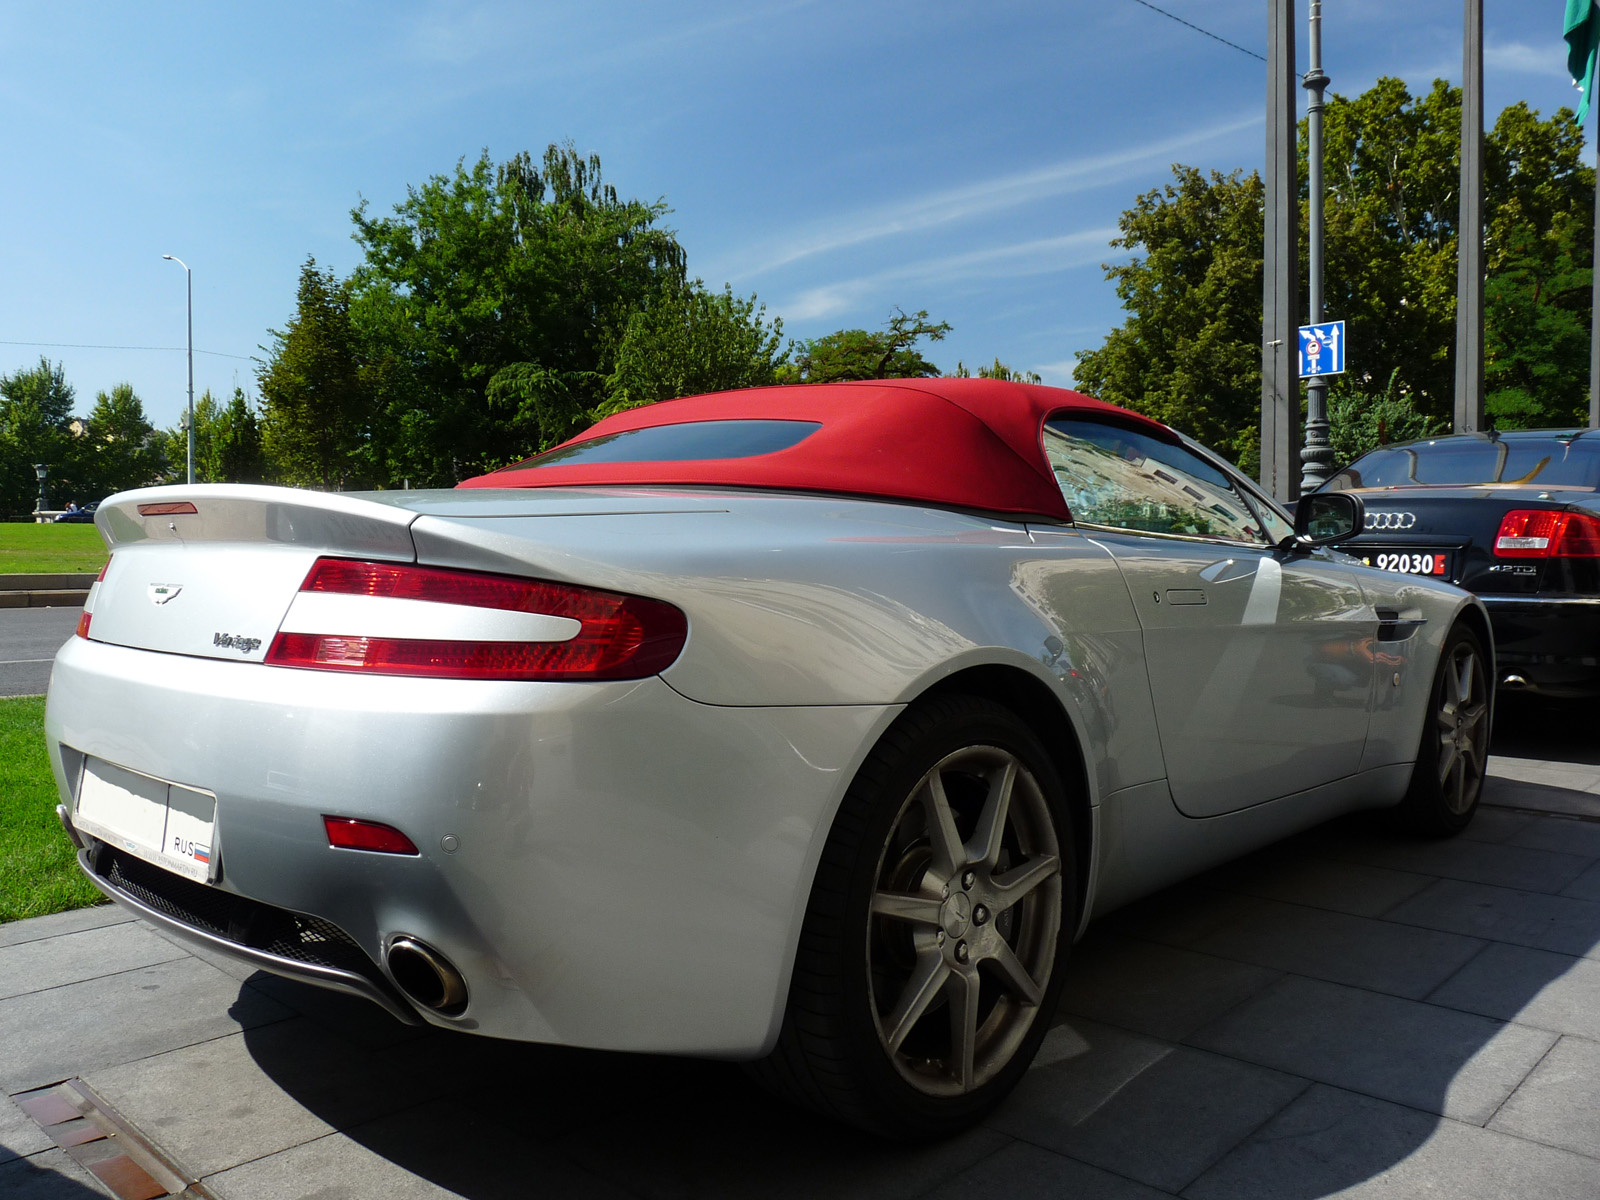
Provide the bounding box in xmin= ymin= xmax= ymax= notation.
xmin=1363 ymin=551 xmax=1450 ymax=577
xmin=74 ymin=759 xmax=217 ymax=884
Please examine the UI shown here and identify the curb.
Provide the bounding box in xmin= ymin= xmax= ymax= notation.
xmin=0 ymin=573 xmax=95 ymax=609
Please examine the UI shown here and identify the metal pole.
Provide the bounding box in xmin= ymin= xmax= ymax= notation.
xmin=1454 ymin=0 xmax=1484 ymax=433
xmin=1591 ymin=133 xmax=1600 ymax=428
xmin=1262 ymin=0 xmax=1299 ymax=502
xmin=163 ymin=255 xmax=195 ymax=483
xmin=1300 ymin=1 xmax=1333 ymax=492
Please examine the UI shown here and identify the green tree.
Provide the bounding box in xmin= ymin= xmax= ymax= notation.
xmin=82 ymin=384 xmax=160 ymax=496
xmin=1075 ymin=79 xmax=1595 ymax=461
xmin=213 ymin=388 xmax=266 ymax=483
xmin=258 ymin=260 xmax=374 ymax=490
xmin=595 ymin=280 xmax=787 ymax=421
xmin=1326 ymin=369 xmax=1447 ymax=466
xmin=790 ymin=309 xmax=951 ymax=383
xmin=0 ymin=358 xmax=77 ymax=514
xmin=160 ymin=390 xmax=220 ymax=484
xmin=349 ymin=143 xmax=686 ymax=480
xmin=952 ymin=357 xmax=1043 ymax=383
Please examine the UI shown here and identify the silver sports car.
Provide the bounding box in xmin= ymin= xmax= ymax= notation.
xmin=46 ymin=379 xmax=1491 ymax=1138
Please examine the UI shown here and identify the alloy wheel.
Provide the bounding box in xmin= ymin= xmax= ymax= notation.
xmin=866 ymin=745 xmax=1062 ymax=1097
xmin=1435 ymin=640 xmax=1489 ymax=815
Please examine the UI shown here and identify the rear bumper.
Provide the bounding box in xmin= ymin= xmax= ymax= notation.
xmin=45 ymin=635 xmax=897 ymax=1056
xmin=61 ymin=806 xmax=422 ymax=1025
xmin=1479 ymin=595 xmax=1600 ymax=696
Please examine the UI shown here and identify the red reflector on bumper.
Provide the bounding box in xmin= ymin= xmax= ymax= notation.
xmin=322 ymin=816 xmax=420 ymax=855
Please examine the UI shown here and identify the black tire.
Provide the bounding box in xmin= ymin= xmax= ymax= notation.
xmin=750 ymin=694 xmax=1078 ymax=1139
xmin=1398 ymin=623 xmax=1491 ymax=836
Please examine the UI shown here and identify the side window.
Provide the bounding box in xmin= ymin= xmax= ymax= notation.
xmin=1043 ymin=419 xmax=1269 ymax=544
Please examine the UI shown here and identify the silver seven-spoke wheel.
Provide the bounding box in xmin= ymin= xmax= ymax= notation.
xmin=869 ymin=745 xmax=1061 ymax=1096
xmin=1401 ymin=623 xmax=1491 ymax=835
xmin=752 ymin=694 xmax=1077 ymax=1139
xmin=1435 ymin=638 xmax=1489 ymax=814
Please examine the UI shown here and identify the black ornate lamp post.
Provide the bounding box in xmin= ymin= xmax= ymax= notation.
xmin=1300 ymin=0 xmax=1335 ymax=493
xmin=33 ymin=463 xmax=48 ymax=520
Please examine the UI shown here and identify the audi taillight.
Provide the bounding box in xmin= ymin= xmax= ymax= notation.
xmin=1493 ymin=510 xmax=1600 ymax=558
xmin=76 ymin=558 xmax=112 ymax=639
xmin=264 ymin=558 xmax=688 ymax=681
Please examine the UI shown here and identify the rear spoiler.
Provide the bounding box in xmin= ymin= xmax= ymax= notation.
xmin=95 ymin=485 xmax=418 ymax=561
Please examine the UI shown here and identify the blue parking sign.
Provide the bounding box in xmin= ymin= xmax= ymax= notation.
xmin=1298 ymin=321 xmax=1346 ymax=378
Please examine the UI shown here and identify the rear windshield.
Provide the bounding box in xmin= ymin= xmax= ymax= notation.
xmin=495 ymin=420 xmax=822 ymax=472
xmin=1328 ymin=438 xmax=1600 ymax=490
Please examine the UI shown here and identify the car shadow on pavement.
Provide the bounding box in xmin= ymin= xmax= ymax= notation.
xmin=231 ymin=796 xmax=1600 ymax=1198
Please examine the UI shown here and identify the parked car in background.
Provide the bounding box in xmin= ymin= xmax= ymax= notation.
xmin=1314 ymin=429 xmax=1600 ymax=698
xmin=46 ymin=380 xmax=1490 ymax=1138
xmin=53 ymin=501 xmax=99 ymax=524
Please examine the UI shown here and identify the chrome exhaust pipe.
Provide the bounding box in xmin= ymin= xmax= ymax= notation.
xmin=1500 ymin=674 xmax=1530 ymax=690
xmin=387 ymin=937 xmax=468 ymax=1015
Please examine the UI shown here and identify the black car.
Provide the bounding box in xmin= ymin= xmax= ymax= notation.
xmin=53 ymin=502 xmax=98 ymax=524
xmin=1317 ymin=429 xmax=1600 ymax=697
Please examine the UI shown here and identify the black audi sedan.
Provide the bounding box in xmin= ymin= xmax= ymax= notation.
xmin=1315 ymin=429 xmax=1600 ymax=697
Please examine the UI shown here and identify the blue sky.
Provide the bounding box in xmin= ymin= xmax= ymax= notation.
xmin=0 ymin=1 xmax=1586 ymax=432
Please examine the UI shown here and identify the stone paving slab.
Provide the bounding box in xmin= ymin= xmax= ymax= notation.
xmin=1187 ymin=898 xmax=1485 ymax=999
xmin=0 ymin=923 xmax=187 ymax=1002
xmin=1386 ymin=877 xmax=1600 ymax=959
xmin=1057 ymin=937 xmax=1280 ymax=1042
xmin=1428 ymin=943 xmax=1600 ymax=1040
xmin=1186 ymin=1083 xmax=1600 ymax=1200
xmin=1487 ymin=1034 xmax=1600 ymax=1157
xmin=1187 ymin=974 xmax=1558 ymax=1125
xmin=0 ymin=1094 xmax=54 ymax=1168
xmin=0 ymin=957 xmax=292 ymax=1094
xmin=80 ymin=1018 xmax=457 ymax=1178
xmin=0 ymin=1147 xmax=108 ymax=1200
xmin=1201 ymin=855 xmax=1434 ymax=918
xmin=0 ymin=904 xmax=131 ymax=951
xmin=993 ymin=1026 xmax=1308 ymax=1193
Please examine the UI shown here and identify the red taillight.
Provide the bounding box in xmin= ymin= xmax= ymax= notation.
xmin=1494 ymin=510 xmax=1600 ymax=558
xmin=323 ymin=816 xmax=419 ymax=855
xmin=76 ymin=558 xmax=111 ymax=639
xmin=266 ymin=558 xmax=688 ymax=681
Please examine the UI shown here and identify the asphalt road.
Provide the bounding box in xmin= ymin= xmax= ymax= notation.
xmin=0 ymin=605 xmax=81 ymax=698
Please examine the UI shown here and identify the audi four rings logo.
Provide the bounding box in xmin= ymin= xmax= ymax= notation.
xmin=1365 ymin=511 xmax=1417 ymax=530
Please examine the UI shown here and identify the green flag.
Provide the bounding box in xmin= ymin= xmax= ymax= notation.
xmin=1567 ymin=0 xmax=1600 ymax=123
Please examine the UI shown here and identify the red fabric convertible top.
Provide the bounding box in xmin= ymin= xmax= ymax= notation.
xmin=457 ymin=378 xmax=1175 ymax=520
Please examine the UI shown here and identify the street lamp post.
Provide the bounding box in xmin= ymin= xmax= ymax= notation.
xmin=1300 ymin=0 xmax=1335 ymax=493
xmin=162 ymin=255 xmax=195 ymax=484
xmin=33 ymin=463 xmax=48 ymax=521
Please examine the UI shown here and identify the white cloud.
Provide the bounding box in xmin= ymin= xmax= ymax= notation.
xmin=1033 ymin=359 xmax=1079 ymax=387
xmin=779 ymin=227 xmax=1121 ymax=322
xmin=707 ymin=112 xmax=1261 ymax=283
xmin=1486 ymin=40 xmax=1571 ymax=79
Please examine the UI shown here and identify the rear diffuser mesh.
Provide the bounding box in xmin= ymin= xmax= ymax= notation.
xmin=101 ymin=849 xmax=379 ymax=979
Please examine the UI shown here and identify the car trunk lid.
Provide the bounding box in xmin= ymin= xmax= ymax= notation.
xmin=1341 ymin=486 xmax=1599 ymax=595
xmin=83 ymin=485 xmax=728 ymax=663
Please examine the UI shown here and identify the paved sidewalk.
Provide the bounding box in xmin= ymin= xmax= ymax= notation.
xmin=4 ymin=707 xmax=1600 ymax=1198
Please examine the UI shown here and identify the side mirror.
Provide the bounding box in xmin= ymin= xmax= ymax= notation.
xmin=1289 ymin=491 xmax=1364 ymax=548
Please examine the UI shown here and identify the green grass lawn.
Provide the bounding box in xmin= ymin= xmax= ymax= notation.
xmin=0 ymin=523 xmax=108 ymax=574
xmin=0 ymin=696 xmax=101 ymax=923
